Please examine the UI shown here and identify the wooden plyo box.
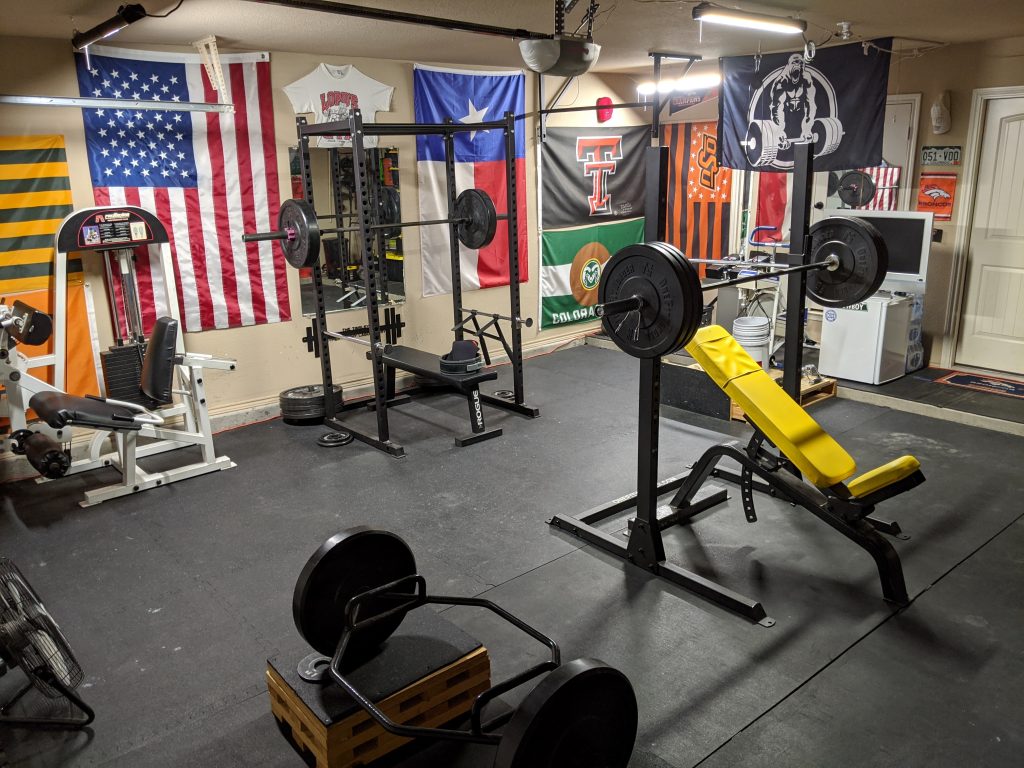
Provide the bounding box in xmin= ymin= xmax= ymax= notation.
xmin=268 ymin=611 xmax=490 ymax=768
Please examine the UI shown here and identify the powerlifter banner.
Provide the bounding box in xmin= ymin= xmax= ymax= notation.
xmin=541 ymin=126 xmax=648 ymax=229
xmin=719 ymin=39 xmax=892 ymax=172
xmin=540 ymin=218 xmax=644 ymax=329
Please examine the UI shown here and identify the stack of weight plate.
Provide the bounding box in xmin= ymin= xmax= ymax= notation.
xmin=279 ymin=384 xmax=344 ymax=425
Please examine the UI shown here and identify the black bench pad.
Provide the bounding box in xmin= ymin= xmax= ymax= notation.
xmin=30 ymin=391 xmax=142 ymax=431
xmin=380 ymin=345 xmax=497 ymax=390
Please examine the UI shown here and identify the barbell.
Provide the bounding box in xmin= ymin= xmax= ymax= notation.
xmin=595 ymin=216 xmax=888 ymax=359
xmin=244 ymin=189 xmax=501 ymax=269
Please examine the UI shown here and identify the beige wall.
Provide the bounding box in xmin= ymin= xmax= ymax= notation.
xmin=0 ymin=35 xmax=642 ymax=417
xmin=888 ymin=36 xmax=1024 ymax=363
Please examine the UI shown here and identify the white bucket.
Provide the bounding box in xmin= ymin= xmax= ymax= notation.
xmin=733 ymin=317 xmax=771 ymax=371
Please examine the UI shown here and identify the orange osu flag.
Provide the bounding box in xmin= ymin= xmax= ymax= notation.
xmin=662 ymin=122 xmax=733 ymax=274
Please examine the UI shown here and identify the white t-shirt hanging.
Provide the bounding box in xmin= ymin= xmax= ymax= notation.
xmin=282 ymin=64 xmax=394 ymax=148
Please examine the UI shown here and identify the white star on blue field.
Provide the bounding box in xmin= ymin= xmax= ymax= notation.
xmin=75 ymin=53 xmax=199 ymax=187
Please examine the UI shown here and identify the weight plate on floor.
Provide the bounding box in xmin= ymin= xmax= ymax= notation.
xmin=807 ymin=216 xmax=888 ymax=307
xmin=279 ymin=199 xmax=321 ymax=269
xmin=597 ymin=242 xmax=702 ymax=359
xmin=316 ymin=431 xmax=353 ymax=447
xmin=493 ymin=658 xmax=638 ymax=768
xmin=454 ymin=189 xmax=498 ymax=249
xmin=827 ymin=170 xmax=841 ymax=197
xmin=836 ymin=170 xmax=877 ymax=208
xmin=293 ymin=527 xmax=417 ymax=658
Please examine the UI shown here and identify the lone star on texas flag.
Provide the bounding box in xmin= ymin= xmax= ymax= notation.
xmin=459 ymin=99 xmax=490 ymax=141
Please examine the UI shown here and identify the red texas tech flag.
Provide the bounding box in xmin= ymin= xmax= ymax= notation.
xmin=541 ymin=126 xmax=648 ymax=229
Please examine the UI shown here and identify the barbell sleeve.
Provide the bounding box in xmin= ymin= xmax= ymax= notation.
xmin=595 ymin=295 xmax=644 ymax=318
xmin=242 ymin=230 xmax=289 ymax=243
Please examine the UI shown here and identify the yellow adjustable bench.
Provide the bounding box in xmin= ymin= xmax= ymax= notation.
xmin=668 ymin=325 xmax=925 ymax=606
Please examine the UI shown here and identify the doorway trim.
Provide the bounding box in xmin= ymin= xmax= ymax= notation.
xmin=943 ymin=84 xmax=1024 ymax=368
xmin=886 ymin=93 xmax=922 ymax=211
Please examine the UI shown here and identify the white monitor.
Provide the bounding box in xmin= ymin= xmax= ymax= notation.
xmin=820 ymin=209 xmax=933 ymax=294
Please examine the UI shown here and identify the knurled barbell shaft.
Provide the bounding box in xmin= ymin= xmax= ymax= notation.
xmin=323 ymin=329 xmax=392 ymax=354
xmin=242 ymin=213 xmax=510 ymax=243
xmin=597 ymin=258 xmax=838 ymax=317
xmin=461 ymin=307 xmax=534 ymax=328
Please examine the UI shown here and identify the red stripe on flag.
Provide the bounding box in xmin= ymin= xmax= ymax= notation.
xmin=152 ymin=187 xmax=186 ymax=321
xmin=755 ymin=173 xmax=788 ymax=245
xmin=255 ymin=59 xmax=290 ymax=319
xmin=123 ymin=188 xmax=157 ymax=335
xmin=184 ymin=187 xmax=216 ymax=330
xmin=229 ymin=62 xmax=267 ymax=324
xmin=472 ymin=158 xmax=528 ymax=289
xmin=200 ymin=67 xmax=241 ymax=328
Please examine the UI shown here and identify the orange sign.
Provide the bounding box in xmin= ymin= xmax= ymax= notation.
xmin=916 ymin=172 xmax=957 ymax=221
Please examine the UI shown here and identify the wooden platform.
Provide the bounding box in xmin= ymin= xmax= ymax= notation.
xmin=267 ymin=646 xmax=491 ymax=768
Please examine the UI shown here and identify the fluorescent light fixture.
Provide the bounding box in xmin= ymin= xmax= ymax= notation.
xmin=636 ymin=82 xmax=658 ymax=96
xmin=657 ymin=79 xmax=676 ymax=94
xmin=691 ymin=2 xmax=807 ymax=34
xmin=677 ymin=72 xmax=721 ymax=91
xmin=72 ymin=4 xmax=148 ymax=51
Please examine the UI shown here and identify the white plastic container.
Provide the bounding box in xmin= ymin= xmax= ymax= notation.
xmin=732 ymin=316 xmax=771 ymax=371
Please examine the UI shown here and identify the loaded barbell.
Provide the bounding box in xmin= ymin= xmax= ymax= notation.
xmin=243 ymin=189 xmax=501 ymax=269
xmin=595 ymin=216 xmax=888 ymax=359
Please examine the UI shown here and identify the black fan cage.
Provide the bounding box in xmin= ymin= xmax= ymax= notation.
xmin=0 ymin=558 xmax=83 ymax=698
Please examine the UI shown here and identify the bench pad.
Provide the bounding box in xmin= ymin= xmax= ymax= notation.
xmin=29 ymin=391 xmax=143 ymax=431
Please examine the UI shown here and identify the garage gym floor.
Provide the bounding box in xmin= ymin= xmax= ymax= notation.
xmin=2 ymin=343 xmax=1022 ymax=768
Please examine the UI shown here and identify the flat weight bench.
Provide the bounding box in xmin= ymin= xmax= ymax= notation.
xmin=377 ymin=345 xmax=501 ymax=447
xmin=671 ymin=324 xmax=925 ymax=606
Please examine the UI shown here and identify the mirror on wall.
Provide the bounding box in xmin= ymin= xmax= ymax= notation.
xmin=290 ymin=146 xmax=406 ymax=317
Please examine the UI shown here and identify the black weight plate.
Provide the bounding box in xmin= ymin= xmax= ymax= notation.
xmin=598 ymin=242 xmax=702 ymax=359
xmin=836 ymin=170 xmax=877 ymax=208
xmin=279 ymin=199 xmax=321 ymax=269
xmin=293 ymin=527 xmax=417 ymax=659
xmin=807 ymin=217 xmax=888 ymax=308
xmin=646 ymin=241 xmax=704 ymax=350
xmin=454 ymin=189 xmax=498 ymax=249
xmin=493 ymin=658 xmax=638 ymax=768
xmin=827 ymin=170 xmax=841 ymax=197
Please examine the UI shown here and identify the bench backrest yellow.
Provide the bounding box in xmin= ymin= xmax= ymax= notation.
xmin=684 ymin=325 xmax=856 ymax=488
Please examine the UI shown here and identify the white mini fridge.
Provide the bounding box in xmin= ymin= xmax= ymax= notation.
xmin=818 ymin=295 xmax=912 ymax=384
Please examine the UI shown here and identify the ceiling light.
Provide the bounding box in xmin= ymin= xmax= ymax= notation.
xmin=691 ymin=2 xmax=807 ymax=35
xmin=657 ymin=79 xmax=676 ymax=94
xmin=637 ymin=82 xmax=658 ymax=96
xmin=677 ymin=72 xmax=722 ymax=91
xmin=72 ymin=3 xmax=148 ymax=51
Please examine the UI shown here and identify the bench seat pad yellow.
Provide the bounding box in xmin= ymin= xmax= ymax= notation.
xmin=847 ymin=455 xmax=921 ymax=499
xmin=685 ymin=326 xmax=857 ymax=488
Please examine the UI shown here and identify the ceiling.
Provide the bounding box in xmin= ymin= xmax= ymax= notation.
xmin=7 ymin=0 xmax=1024 ymax=74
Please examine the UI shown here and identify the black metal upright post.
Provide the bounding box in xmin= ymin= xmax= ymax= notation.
xmin=651 ymin=54 xmax=663 ymax=141
xmin=644 ymin=145 xmax=670 ymax=241
xmin=625 ymin=357 xmax=667 ymax=563
xmin=504 ymin=111 xmax=526 ymax=407
xmin=443 ymin=119 xmax=465 ymax=342
xmin=298 ymin=117 xmax=337 ymax=421
xmin=349 ymin=110 xmax=390 ymax=442
xmin=783 ymin=142 xmax=814 ymax=400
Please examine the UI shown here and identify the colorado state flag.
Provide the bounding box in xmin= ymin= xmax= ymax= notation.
xmin=413 ymin=65 xmax=527 ymax=296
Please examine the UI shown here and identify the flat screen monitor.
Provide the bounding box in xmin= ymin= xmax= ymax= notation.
xmin=820 ymin=209 xmax=933 ymax=294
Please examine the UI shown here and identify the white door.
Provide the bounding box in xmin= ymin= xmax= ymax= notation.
xmin=955 ymin=96 xmax=1024 ymax=373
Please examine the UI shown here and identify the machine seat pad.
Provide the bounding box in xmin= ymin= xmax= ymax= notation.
xmin=686 ymin=325 xmax=857 ymax=488
xmin=29 ymin=391 xmax=143 ymax=432
xmin=847 ymin=455 xmax=921 ymax=499
xmin=380 ymin=345 xmax=497 ymax=390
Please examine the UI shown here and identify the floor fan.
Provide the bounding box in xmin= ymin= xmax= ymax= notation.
xmin=0 ymin=558 xmax=94 ymax=728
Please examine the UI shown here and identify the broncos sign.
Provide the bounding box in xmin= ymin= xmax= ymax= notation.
xmin=719 ymin=39 xmax=892 ymax=172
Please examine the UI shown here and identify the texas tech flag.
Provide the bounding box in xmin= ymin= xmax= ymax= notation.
xmin=541 ymin=126 xmax=647 ymax=229
xmin=719 ymin=39 xmax=892 ymax=172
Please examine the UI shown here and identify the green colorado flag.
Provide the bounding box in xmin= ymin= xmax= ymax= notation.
xmin=540 ymin=217 xmax=645 ymax=329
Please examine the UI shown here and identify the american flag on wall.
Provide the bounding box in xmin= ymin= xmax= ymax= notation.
xmin=856 ymin=165 xmax=901 ymax=210
xmin=74 ymin=45 xmax=289 ymax=333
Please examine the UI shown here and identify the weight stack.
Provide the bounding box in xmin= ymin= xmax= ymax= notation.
xmin=101 ymin=343 xmax=158 ymax=407
xmin=279 ymin=384 xmax=344 ymax=425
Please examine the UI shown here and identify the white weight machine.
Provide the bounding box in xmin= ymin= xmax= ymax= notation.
xmin=0 ymin=206 xmax=235 ymax=506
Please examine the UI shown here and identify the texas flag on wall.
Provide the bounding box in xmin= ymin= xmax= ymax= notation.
xmin=414 ymin=65 xmax=528 ymax=297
